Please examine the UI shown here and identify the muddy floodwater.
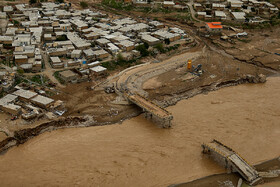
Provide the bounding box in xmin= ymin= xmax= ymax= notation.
xmin=0 ymin=77 xmax=280 ymax=187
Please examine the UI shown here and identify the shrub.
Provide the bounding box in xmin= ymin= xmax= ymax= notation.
xmin=29 ymin=0 xmax=37 ymax=4
xmin=164 ymin=38 xmax=170 ymax=45
xmin=17 ymin=69 xmax=24 ymax=74
xmin=56 ymin=34 xmax=68 ymax=41
xmin=136 ymin=44 xmax=149 ymax=57
xmin=80 ymin=1 xmax=88 ymax=9
xmin=55 ymin=0 xmax=64 ymax=3
xmin=144 ymin=42 xmax=149 ymax=49
xmin=53 ymin=71 xmax=65 ymax=84
xmin=117 ymin=53 xmax=125 ymax=63
xmin=13 ymin=20 xmax=19 ymax=26
xmin=102 ymin=0 xmax=133 ymax=11
xmin=154 ymin=43 xmax=165 ymax=53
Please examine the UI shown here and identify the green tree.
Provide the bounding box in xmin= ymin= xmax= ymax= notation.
xmin=13 ymin=20 xmax=20 ymax=26
xmin=154 ymin=43 xmax=165 ymax=53
xmin=117 ymin=53 xmax=125 ymax=62
xmin=144 ymin=42 xmax=149 ymax=49
xmin=29 ymin=0 xmax=37 ymax=4
xmin=17 ymin=69 xmax=24 ymax=74
xmin=55 ymin=0 xmax=64 ymax=3
xmin=80 ymin=1 xmax=88 ymax=8
xmin=56 ymin=34 xmax=68 ymax=41
xmin=164 ymin=38 xmax=170 ymax=45
xmin=136 ymin=44 xmax=149 ymax=57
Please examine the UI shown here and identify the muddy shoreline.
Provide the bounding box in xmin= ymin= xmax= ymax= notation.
xmin=0 ymin=74 xmax=267 ymax=155
xmin=171 ymin=157 xmax=280 ymax=187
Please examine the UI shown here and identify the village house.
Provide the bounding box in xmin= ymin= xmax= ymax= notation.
xmin=67 ymin=33 xmax=91 ymax=50
xmin=153 ymin=30 xmax=181 ymax=42
xmin=141 ymin=34 xmax=161 ymax=46
xmin=50 ymin=56 xmax=64 ymax=68
xmin=0 ymin=94 xmax=18 ymax=107
xmin=197 ymin=12 xmax=207 ymax=19
xmin=206 ymin=22 xmax=223 ymax=33
xmin=2 ymin=104 xmax=21 ymax=116
xmin=14 ymin=55 xmax=28 ymax=65
xmin=163 ymin=1 xmax=175 ymax=8
xmin=231 ymin=12 xmax=246 ymax=21
xmin=67 ymin=61 xmax=80 ymax=67
xmin=32 ymin=61 xmax=42 ymax=72
xmin=212 ymin=3 xmax=226 ymax=10
xmin=59 ymin=70 xmax=78 ymax=82
xmin=94 ymin=49 xmax=110 ymax=59
xmin=90 ymin=65 xmax=107 ymax=76
xmin=215 ymin=11 xmax=227 ymax=19
xmin=12 ymin=89 xmax=38 ymax=102
xmin=44 ymin=34 xmax=53 ymax=41
xmin=107 ymin=43 xmax=120 ymax=54
xmin=31 ymin=95 xmax=54 ymax=109
xmin=96 ymin=38 xmax=111 ymax=47
xmin=0 ymin=36 xmax=13 ymax=44
xmin=194 ymin=3 xmax=204 ymax=11
xmin=117 ymin=40 xmax=135 ymax=51
xmin=88 ymin=61 xmax=101 ymax=68
xmin=83 ymin=49 xmax=95 ymax=59
xmin=71 ymin=50 xmax=82 ymax=59
xmin=228 ymin=0 xmax=243 ymax=10
xmin=149 ymin=21 xmax=164 ymax=29
xmin=3 ymin=6 xmax=14 ymax=13
xmin=85 ymin=32 xmax=101 ymax=40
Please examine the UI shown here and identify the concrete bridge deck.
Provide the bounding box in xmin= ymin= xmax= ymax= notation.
xmin=124 ymin=93 xmax=173 ymax=128
xmin=202 ymin=139 xmax=262 ymax=185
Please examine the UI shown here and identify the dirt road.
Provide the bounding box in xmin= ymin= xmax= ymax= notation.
xmin=0 ymin=77 xmax=279 ymax=187
xmin=41 ymin=50 xmax=65 ymax=88
xmin=115 ymin=51 xmax=201 ymax=96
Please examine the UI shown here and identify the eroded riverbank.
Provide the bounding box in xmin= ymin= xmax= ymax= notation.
xmin=0 ymin=77 xmax=279 ymax=187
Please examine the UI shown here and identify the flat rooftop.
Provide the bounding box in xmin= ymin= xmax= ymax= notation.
xmin=59 ymin=70 xmax=77 ymax=78
xmin=31 ymin=95 xmax=54 ymax=106
xmin=90 ymin=66 xmax=107 ymax=73
xmin=12 ymin=89 xmax=38 ymax=99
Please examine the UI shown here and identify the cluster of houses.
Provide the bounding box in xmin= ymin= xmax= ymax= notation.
xmin=0 ymin=69 xmax=15 ymax=93
xmin=194 ymin=0 xmax=279 ymax=22
xmin=0 ymin=3 xmax=189 ymax=78
xmin=132 ymin=0 xmax=188 ymax=10
xmin=0 ymin=84 xmax=63 ymax=120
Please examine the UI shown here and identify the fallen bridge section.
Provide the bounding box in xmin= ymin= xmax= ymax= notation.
xmin=202 ymin=139 xmax=262 ymax=185
xmin=124 ymin=93 xmax=173 ymax=128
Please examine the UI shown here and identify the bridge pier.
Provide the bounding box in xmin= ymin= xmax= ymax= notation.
xmin=124 ymin=93 xmax=173 ymax=128
xmin=144 ymin=111 xmax=172 ymax=128
xmin=144 ymin=111 xmax=153 ymax=119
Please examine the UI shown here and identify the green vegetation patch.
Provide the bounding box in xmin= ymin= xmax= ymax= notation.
xmin=53 ymin=71 xmax=65 ymax=84
xmin=136 ymin=43 xmax=149 ymax=57
xmin=80 ymin=1 xmax=89 ymax=8
xmin=101 ymin=57 xmax=138 ymax=71
xmin=101 ymin=0 xmax=133 ymax=11
xmin=56 ymin=34 xmax=68 ymax=41
xmin=29 ymin=75 xmax=49 ymax=85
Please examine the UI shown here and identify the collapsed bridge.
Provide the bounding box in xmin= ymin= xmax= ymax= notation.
xmin=202 ymin=139 xmax=262 ymax=185
xmin=124 ymin=92 xmax=173 ymax=128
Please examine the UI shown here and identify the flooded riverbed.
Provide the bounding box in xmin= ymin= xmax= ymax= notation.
xmin=0 ymin=77 xmax=279 ymax=187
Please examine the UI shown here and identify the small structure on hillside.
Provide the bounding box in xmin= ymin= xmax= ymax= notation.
xmin=206 ymin=22 xmax=223 ymax=33
xmin=90 ymin=66 xmax=107 ymax=76
xmin=31 ymin=95 xmax=54 ymax=109
xmin=58 ymin=70 xmax=78 ymax=82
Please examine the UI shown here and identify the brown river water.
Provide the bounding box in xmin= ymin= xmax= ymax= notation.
xmin=0 ymin=77 xmax=280 ymax=187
